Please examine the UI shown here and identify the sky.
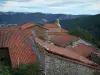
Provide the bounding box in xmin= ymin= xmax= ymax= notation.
xmin=0 ymin=0 xmax=100 ymax=15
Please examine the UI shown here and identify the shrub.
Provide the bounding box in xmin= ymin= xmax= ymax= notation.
xmin=0 ymin=67 xmax=11 ymax=75
xmin=11 ymin=63 xmax=41 ymax=75
xmin=68 ymin=29 xmax=94 ymax=42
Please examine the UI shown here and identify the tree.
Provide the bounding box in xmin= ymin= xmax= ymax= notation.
xmin=11 ymin=63 xmax=41 ymax=75
xmin=68 ymin=29 xmax=94 ymax=42
xmin=0 ymin=67 xmax=11 ymax=75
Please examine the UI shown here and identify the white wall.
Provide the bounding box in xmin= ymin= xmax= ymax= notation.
xmin=72 ymin=39 xmax=92 ymax=47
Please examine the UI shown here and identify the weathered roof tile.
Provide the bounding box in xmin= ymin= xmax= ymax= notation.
xmin=50 ymin=35 xmax=79 ymax=47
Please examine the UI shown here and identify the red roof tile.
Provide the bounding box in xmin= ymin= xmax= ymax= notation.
xmin=48 ymin=32 xmax=66 ymax=35
xmin=44 ymin=24 xmax=59 ymax=28
xmin=4 ymin=25 xmax=21 ymax=30
xmin=0 ymin=28 xmax=38 ymax=67
xmin=50 ymin=35 xmax=79 ymax=47
xmin=35 ymin=38 xmax=99 ymax=68
xmin=72 ymin=44 xmax=97 ymax=57
xmin=61 ymin=28 xmax=68 ymax=32
xmin=21 ymin=22 xmax=48 ymax=30
xmin=44 ymin=24 xmax=68 ymax=32
xmin=44 ymin=23 xmax=68 ymax=33
xmin=21 ymin=22 xmax=35 ymax=29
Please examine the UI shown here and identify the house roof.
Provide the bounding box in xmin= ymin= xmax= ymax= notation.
xmin=21 ymin=22 xmax=34 ymax=29
xmin=21 ymin=22 xmax=48 ymax=30
xmin=35 ymin=38 xmax=100 ymax=69
xmin=44 ymin=24 xmax=68 ymax=32
xmin=47 ymin=28 xmax=68 ymax=35
xmin=48 ymin=32 xmax=66 ymax=35
xmin=7 ymin=25 xmax=21 ymax=30
xmin=50 ymin=35 xmax=79 ymax=47
xmin=44 ymin=24 xmax=59 ymax=28
xmin=72 ymin=44 xmax=97 ymax=57
xmin=0 ymin=28 xmax=38 ymax=67
xmin=61 ymin=28 xmax=68 ymax=32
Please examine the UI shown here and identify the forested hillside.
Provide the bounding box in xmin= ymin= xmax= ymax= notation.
xmin=56 ymin=14 xmax=100 ymax=40
xmin=0 ymin=12 xmax=85 ymax=24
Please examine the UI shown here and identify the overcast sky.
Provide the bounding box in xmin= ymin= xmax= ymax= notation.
xmin=0 ymin=0 xmax=100 ymax=15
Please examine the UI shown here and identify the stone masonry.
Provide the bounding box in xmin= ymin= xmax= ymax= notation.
xmin=45 ymin=52 xmax=100 ymax=75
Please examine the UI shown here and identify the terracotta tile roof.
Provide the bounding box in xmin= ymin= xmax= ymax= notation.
xmin=72 ymin=44 xmax=97 ymax=57
xmin=47 ymin=28 xmax=68 ymax=35
xmin=0 ymin=24 xmax=21 ymax=30
xmin=0 ymin=28 xmax=38 ymax=67
xmin=61 ymin=28 xmax=68 ymax=32
xmin=21 ymin=22 xmax=48 ymax=30
xmin=48 ymin=32 xmax=66 ymax=35
xmin=50 ymin=35 xmax=79 ymax=47
xmin=35 ymin=38 xmax=99 ymax=68
xmin=44 ymin=24 xmax=59 ymax=28
xmin=44 ymin=24 xmax=68 ymax=32
xmin=44 ymin=23 xmax=68 ymax=34
xmin=21 ymin=22 xmax=36 ymax=29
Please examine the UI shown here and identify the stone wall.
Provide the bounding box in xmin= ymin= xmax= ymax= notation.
xmin=45 ymin=52 xmax=100 ymax=75
xmin=35 ymin=41 xmax=100 ymax=75
xmin=48 ymin=35 xmax=56 ymax=40
xmin=35 ymin=43 xmax=45 ymax=70
xmin=30 ymin=26 xmax=48 ymax=41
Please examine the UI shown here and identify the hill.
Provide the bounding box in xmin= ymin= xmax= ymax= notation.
xmin=0 ymin=12 xmax=87 ymax=25
xmin=55 ymin=14 xmax=100 ymax=40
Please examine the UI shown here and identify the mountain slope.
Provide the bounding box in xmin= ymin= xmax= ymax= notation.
xmin=0 ymin=12 xmax=87 ymax=25
xmin=58 ymin=14 xmax=100 ymax=39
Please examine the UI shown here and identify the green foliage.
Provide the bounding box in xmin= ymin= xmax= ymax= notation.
xmin=68 ymin=29 xmax=100 ymax=48
xmin=68 ymin=29 xmax=94 ymax=42
xmin=93 ymin=40 xmax=100 ymax=48
xmin=57 ymin=14 xmax=100 ymax=40
xmin=0 ymin=63 xmax=41 ymax=75
xmin=11 ymin=63 xmax=41 ymax=75
xmin=0 ymin=67 xmax=11 ymax=75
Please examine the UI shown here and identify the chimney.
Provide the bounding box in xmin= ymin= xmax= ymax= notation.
xmin=55 ymin=19 xmax=61 ymax=28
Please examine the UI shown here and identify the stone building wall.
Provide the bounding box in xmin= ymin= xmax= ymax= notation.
xmin=35 ymin=43 xmax=47 ymax=70
xmin=45 ymin=52 xmax=100 ymax=75
xmin=35 ymin=41 xmax=100 ymax=75
xmin=30 ymin=26 xmax=48 ymax=41
xmin=48 ymin=35 xmax=56 ymax=40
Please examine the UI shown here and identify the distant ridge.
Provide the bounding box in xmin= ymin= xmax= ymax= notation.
xmin=0 ymin=12 xmax=88 ymax=25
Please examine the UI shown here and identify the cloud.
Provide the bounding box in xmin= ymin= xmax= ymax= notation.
xmin=0 ymin=0 xmax=100 ymax=14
